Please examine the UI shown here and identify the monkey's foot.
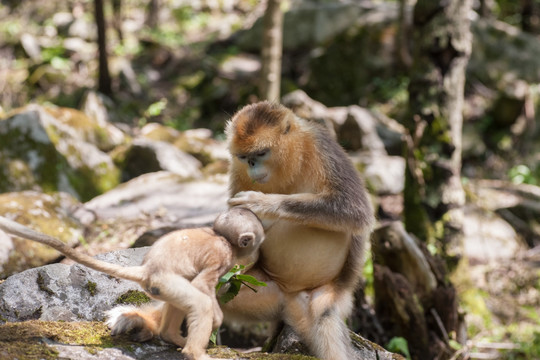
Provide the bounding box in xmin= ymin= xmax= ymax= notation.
xmin=160 ymin=332 xmax=186 ymax=348
xmin=179 ymin=349 xmax=217 ymax=360
xmin=106 ymin=305 xmax=158 ymax=342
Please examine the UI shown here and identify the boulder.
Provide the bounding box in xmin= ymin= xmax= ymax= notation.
xmin=0 ymin=105 xmax=120 ymax=201
xmin=470 ymin=19 xmax=540 ymax=87
xmin=0 ymin=245 xmax=404 ymax=360
xmin=174 ymin=128 xmax=229 ymax=166
xmin=140 ymin=122 xmax=182 ymax=143
xmin=0 ymin=248 xmax=149 ymax=323
xmin=282 ymin=89 xmax=343 ymax=138
xmin=351 ymin=153 xmax=405 ymax=195
xmin=0 ymin=191 xmax=83 ymax=278
xmin=463 ymin=205 xmax=525 ymax=263
xmin=336 ymin=106 xmax=387 ymax=153
xmin=79 ymin=172 xmax=228 ymax=226
xmin=273 ymin=324 xmax=402 ymax=360
xmin=467 ymin=179 xmax=540 ymax=249
xmin=283 ymin=90 xmax=403 ymax=155
xmin=140 ymin=123 xmax=229 ymax=167
xmin=79 ymin=91 xmax=128 ymax=150
xmin=117 ymin=138 xmax=202 ymax=182
xmin=237 ymin=1 xmax=389 ymax=51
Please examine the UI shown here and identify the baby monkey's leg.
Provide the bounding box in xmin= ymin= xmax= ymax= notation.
xmin=190 ymin=268 xmax=224 ymax=329
xmin=150 ymin=273 xmax=214 ymax=360
xmin=158 ymin=303 xmax=187 ymax=347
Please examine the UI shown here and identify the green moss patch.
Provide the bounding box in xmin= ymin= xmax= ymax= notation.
xmin=0 ymin=320 xmax=138 ymax=360
xmin=85 ymin=281 xmax=97 ymax=296
xmin=115 ymin=290 xmax=152 ymax=306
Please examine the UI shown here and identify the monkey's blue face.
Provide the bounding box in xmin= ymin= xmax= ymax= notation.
xmin=236 ymin=149 xmax=271 ymax=184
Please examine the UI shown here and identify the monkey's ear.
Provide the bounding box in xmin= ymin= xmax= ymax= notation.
xmin=282 ymin=120 xmax=291 ymax=134
xmin=238 ymin=232 xmax=255 ymax=247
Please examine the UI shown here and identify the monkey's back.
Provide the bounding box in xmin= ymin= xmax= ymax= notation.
xmin=142 ymin=227 xmax=234 ymax=282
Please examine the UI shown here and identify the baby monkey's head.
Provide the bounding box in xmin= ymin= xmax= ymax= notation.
xmin=213 ymin=207 xmax=264 ymax=251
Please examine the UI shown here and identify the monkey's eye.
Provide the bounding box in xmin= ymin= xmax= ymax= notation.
xmin=256 ymin=150 xmax=268 ymax=157
xmin=237 ymin=155 xmax=247 ymax=161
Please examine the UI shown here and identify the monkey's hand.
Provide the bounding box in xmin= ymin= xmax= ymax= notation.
xmin=228 ymin=191 xmax=281 ymax=216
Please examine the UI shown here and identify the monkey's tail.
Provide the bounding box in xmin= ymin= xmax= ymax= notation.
xmin=0 ymin=216 xmax=145 ymax=283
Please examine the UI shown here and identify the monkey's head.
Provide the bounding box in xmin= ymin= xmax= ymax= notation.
xmin=213 ymin=207 xmax=265 ymax=251
xmin=226 ymin=102 xmax=298 ymax=186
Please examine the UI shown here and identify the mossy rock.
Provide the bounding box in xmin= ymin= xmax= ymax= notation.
xmin=0 ymin=105 xmax=120 ymax=201
xmin=0 ymin=320 xmax=323 ymax=359
xmin=0 ymin=320 xmax=173 ymax=360
xmin=141 ymin=123 xmax=227 ymax=167
xmin=44 ymin=106 xmax=126 ymax=152
xmin=140 ymin=122 xmax=182 ymax=143
xmin=0 ymin=191 xmax=83 ymax=278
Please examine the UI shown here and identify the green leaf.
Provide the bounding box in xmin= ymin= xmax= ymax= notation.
xmin=449 ymin=339 xmax=462 ymax=351
xmin=386 ymin=337 xmax=411 ymax=360
xmin=146 ymin=99 xmax=167 ymax=117
xmin=218 ymin=272 xmax=236 ymax=284
xmin=218 ymin=264 xmax=245 ymax=284
xmin=235 ymin=274 xmax=267 ymax=287
xmin=219 ymin=280 xmax=242 ymax=304
xmin=210 ymin=330 xmax=217 ymax=345
xmin=216 ymin=264 xmax=266 ymax=303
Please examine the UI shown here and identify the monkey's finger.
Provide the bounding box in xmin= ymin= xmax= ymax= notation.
xmin=228 ymin=200 xmax=249 ymax=209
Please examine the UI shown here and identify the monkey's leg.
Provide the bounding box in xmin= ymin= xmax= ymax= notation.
xmin=158 ymin=303 xmax=187 ymax=347
xmin=190 ymin=270 xmax=223 ymax=330
xmin=150 ymin=273 xmax=214 ymax=360
xmin=283 ymin=284 xmax=355 ymax=360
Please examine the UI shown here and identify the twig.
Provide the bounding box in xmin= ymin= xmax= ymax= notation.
xmin=469 ymin=352 xmax=498 ymax=359
xmin=430 ymin=308 xmax=449 ymax=343
xmin=475 ymin=342 xmax=519 ymax=350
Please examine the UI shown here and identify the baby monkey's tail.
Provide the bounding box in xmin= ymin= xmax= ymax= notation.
xmin=0 ymin=216 xmax=145 ymax=283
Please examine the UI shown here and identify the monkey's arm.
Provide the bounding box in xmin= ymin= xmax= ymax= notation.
xmin=0 ymin=216 xmax=145 ymax=283
xmin=228 ymin=191 xmax=373 ymax=233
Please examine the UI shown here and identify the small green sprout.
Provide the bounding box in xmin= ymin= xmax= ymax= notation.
xmin=216 ymin=264 xmax=267 ymax=304
xmin=211 ymin=264 xmax=267 ymax=345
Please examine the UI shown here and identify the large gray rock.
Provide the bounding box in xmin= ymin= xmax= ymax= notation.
xmin=336 ymin=106 xmax=388 ymax=153
xmin=471 ymin=19 xmax=540 ymax=86
xmin=79 ymin=91 xmax=127 ymax=151
xmin=49 ymin=342 xmax=180 ymax=360
xmin=140 ymin=123 xmax=229 ymax=166
xmin=282 ymin=90 xmax=402 ymax=154
xmin=119 ymin=138 xmax=202 ymax=182
xmin=0 ymin=105 xmax=120 ymax=201
xmin=273 ymin=324 xmax=402 ymax=360
xmin=0 ymin=191 xmax=83 ymax=278
xmin=237 ymin=1 xmax=392 ymax=51
xmin=0 ymin=248 xmax=149 ymax=323
xmin=352 ymin=153 xmax=405 ymax=195
xmin=78 ymin=172 xmax=229 ymax=226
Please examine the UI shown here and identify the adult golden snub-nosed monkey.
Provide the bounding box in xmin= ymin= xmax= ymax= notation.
xmin=0 ymin=207 xmax=265 ymax=360
xmin=103 ymin=101 xmax=375 ymax=360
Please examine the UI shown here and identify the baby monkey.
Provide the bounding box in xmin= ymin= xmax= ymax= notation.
xmin=0 ymin=207 xmax=264 ymax=360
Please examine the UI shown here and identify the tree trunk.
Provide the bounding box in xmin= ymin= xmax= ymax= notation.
xmin=396 ymin=0 xmax=413 ymax=68
xmin=112 ymin=0 xmax=123 ymax=42
xmin=521 ymin=0 xmax=540 ymax=33
xmin=94 ymin=0 xmax=112 ymax=95
xmin=259 ymin=0 xmax=283 ymax=102
xmin=403 ymin=0 xmax=472 ymax=267
xmin=146 ymin=0 xmax=160 ymax=28
xmin=372 ymin=222 xmax=464 ymax=360
xmin=478 ymin=0 xmax=495 ymax=18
